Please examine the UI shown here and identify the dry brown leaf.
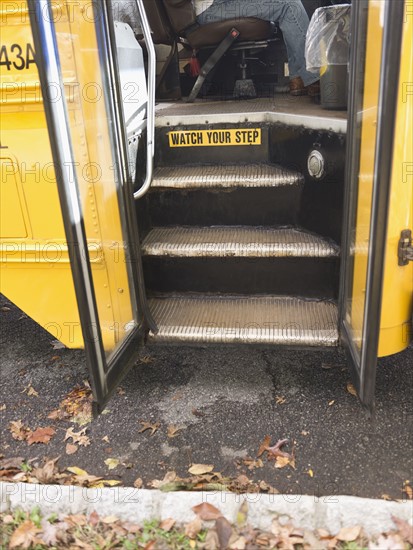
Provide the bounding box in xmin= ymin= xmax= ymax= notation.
xmin=64 ymin=427 xmax=90 ymax=447
xmin=244 ymin=458 xmax=264 ymax=471
xmin=392 ymin=515 xmax=413 ymax=544
xmin=257 ymin=435 xmax=271 ymax=457
xmin=9 ymin=420 xmax=29 ymax=441
xmin=336 ymin=525 xmax=361 ymax=542
xmin=32 ymin=458 xmax=60 ymax=484
xmin=138 ymin=421 xmax=160 ymax=436
xmin=0 ymin=457 xmax=24 ymax=470
xmin=216 ymin=516 xmax=233 ymax=549
xmin=275 ymin=456 xmax=291 ymax=469
xmin=229 ymin=535 xmax=246 ymax=549
xmin=167 ymin=425 xmax=183 ymax=438
xmin=346 ymin=382 xmax=357 ymax=397
xmin=25 ymin=385 xmax=39 ymax=397
xmin=403 ymin=482 xmax=413 ymax=500
xmin=102 ymin=435 xmax=110 ymax=443
xmin=27 ymin=426 xmax=55 ymax=445
xmin=134 ymin=477 xmax=143 ymax=488
xmin=0 ymin=404 xmax=6 ymax=411
xmin=9 ymin=520 xmax=43 ymax=549
xmin=185 ymin=516 xmax=202 ymax=539
xmin=381 ymin=494 xmax=392 ymax=501
xmin=159 ymin=518 xmax=176 ymax=532
xmin=101 ymin=515 xmax=119 ymax=524
xmin=275 ymin=395 xmax=286 ymax=405
xmin=192 ymin=502 xmax=222 ymax=521
xmin=65 ymin=514 xmax=88 ymax=526
xmin=188 ymin=463 xmax=214 ymax=475
xmin=66 ymin=443 xmax=78 ymax=455
xmin=328 ymin=400 xmax=335 ymax=406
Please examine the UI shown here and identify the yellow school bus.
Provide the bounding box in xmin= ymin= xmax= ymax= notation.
xmin=0 ymin=0 xmax=412 ymax=413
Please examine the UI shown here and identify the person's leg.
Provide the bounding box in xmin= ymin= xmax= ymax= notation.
xmin=197 ymin=0 xmax=318 ymax=87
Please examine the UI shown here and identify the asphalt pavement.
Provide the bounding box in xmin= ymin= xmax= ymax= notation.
xmin=1 ymin=295 xmax=412 ymax=500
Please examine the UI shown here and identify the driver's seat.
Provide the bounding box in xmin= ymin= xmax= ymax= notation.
xmin=142 ymin=0 xmax=276 ymax=101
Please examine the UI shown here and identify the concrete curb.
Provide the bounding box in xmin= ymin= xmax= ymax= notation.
xmin=1 ymin=483 xmax=412 ymax=536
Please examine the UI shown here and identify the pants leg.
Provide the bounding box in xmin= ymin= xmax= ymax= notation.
xmin=197 ymin=0 xmax=318 ymax=86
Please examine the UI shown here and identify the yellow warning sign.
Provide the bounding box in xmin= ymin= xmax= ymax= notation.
xmin=168 ymin=129 xmax=262 ymax=147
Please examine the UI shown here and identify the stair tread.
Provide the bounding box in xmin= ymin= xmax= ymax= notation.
xmin=143 ymin=227 xmax=339 ymax=258
xmin=151 ymin=164 xmax=304 ymax=189
xmin=148 ymin=295 xmax=338 ymax=346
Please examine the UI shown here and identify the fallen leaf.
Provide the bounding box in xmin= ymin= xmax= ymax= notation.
xmin=346 ymin=382 xmax=357 ymax=397
xmin=51 ymin=340 xmax=65 ymax=350
xmin=369 ymin=533 xmax=405 ymax=550
xmin=102 ymin=515 xmax=119 ymax=524
xmin=167 ymin=425 xmax=183 ymax=438
xmin=66 ymin=443 xmax=78 ymax=455
xmin=3 ymin=514 xmax=14 ymax=524
xmin=28 ymin=387 xmax=39 ymax=398
xmin=236 ymin=501 xmax=248 ymax=527
xmin=0 ymin=457 xmax=24 ymax=470
xmin=67 ymin=466 xmax=88 ymax=476
xmin=103 ymin=479 xmax=122 ymax=487
xmin=134 ymin=477 xmax=143 ymax=488
xmin=307 ymin=469 xmax=314 ymax=477
xmin=188 ymin=464 xmax=214 ymax=476
xmin=104 ymin=458 xmax=120 ymax=470
xmin=192 ymin=502 xmax=222 ymax=521
xmin=9 ymin=420 xmax=29 ymax=441
xmin=65 ymin=514 xmax=88 ymax=526
xmin=336 ymin=525 xmax=361 ymax=542
xmin=64 ymin=427 xmax=90 ymax=447
xmin=392 ymin=516 xmax=413 ymax=544
xmin=1 ymin=306 xmax=11 ymax=311
xmin=243 ymin=458 xmax=264 ymax=470
xmin=191 ymin=408 xmax=206 ymax=418
xmin=381 ymin=494 xmax=392 ymax=501
xmin=185 ymin=517 xmax=202 ymax=539
xmin=160 ymin=518 xmax=176 ymax=532
xmin=0 ymin=404 xmax=6 ymax=411
xmin=102 ymin=435 xmax=110 ymax=443
xmin=301 ymin=430 xmax=309 ymax=436
xmin=257 ymin=435 xmax=271 ymax=458
xmin=403 ymin=482 xmax=413 ymax=500
xmin=89 ymin=511 xmax=100 ymax=526
xmin=27 ymin=427 xmax=55 ymax=445
xmin=216 ymin=516 xmax=233 ymax=549
xmin=275 ymin=456 xmax=291 ymax=469
xmin=9 ymin=520 xmax=43 ymax=549
xmin=138 ymin=421 xmax=160 ymax=436
xmin=275 ymin=395 xmax=286 ymax=405
xmin=138 ymin=355 xmax=154 ymax=364
xmin=328 ymin=400 xmax=335 ymax=406
xmin=32 ymin=458 xmax=60 ymax=484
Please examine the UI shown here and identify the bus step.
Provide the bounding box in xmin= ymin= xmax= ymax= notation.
xmin=150 ymin=163 xmax=304 ymax=190
xmin=147 ymin=295 xmax=338 ymax=347
xmin=142 ymin=226 xmax=339 ymax=258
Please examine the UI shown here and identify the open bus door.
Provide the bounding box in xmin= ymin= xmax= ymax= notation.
xmin=340 ymin=0 xmax=407 ymax=413
xmin=28 ymin=0 xmax=156 ymax=413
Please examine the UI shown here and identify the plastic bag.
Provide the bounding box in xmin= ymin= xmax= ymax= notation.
xmin=306 ymin=4 xmax=351 ymax=74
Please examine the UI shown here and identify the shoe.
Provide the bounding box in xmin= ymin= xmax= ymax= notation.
xmin=307 ymin=80 xmax=320 ymax=98
xmin=289 ymin=76 xmax=307 ymax=96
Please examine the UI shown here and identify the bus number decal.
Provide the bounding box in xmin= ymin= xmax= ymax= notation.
xmin=0 ymin=43 xmax=36 ymax=71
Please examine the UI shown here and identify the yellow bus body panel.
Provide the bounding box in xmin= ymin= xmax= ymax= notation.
xmin=0 ymin=1 xmax=134 ymax=350
xmin=378 ymin=8 xmax=413 ymax=356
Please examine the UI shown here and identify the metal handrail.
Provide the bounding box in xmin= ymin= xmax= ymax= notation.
xmin=133 ymin=0 xmax=156 ymax=200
